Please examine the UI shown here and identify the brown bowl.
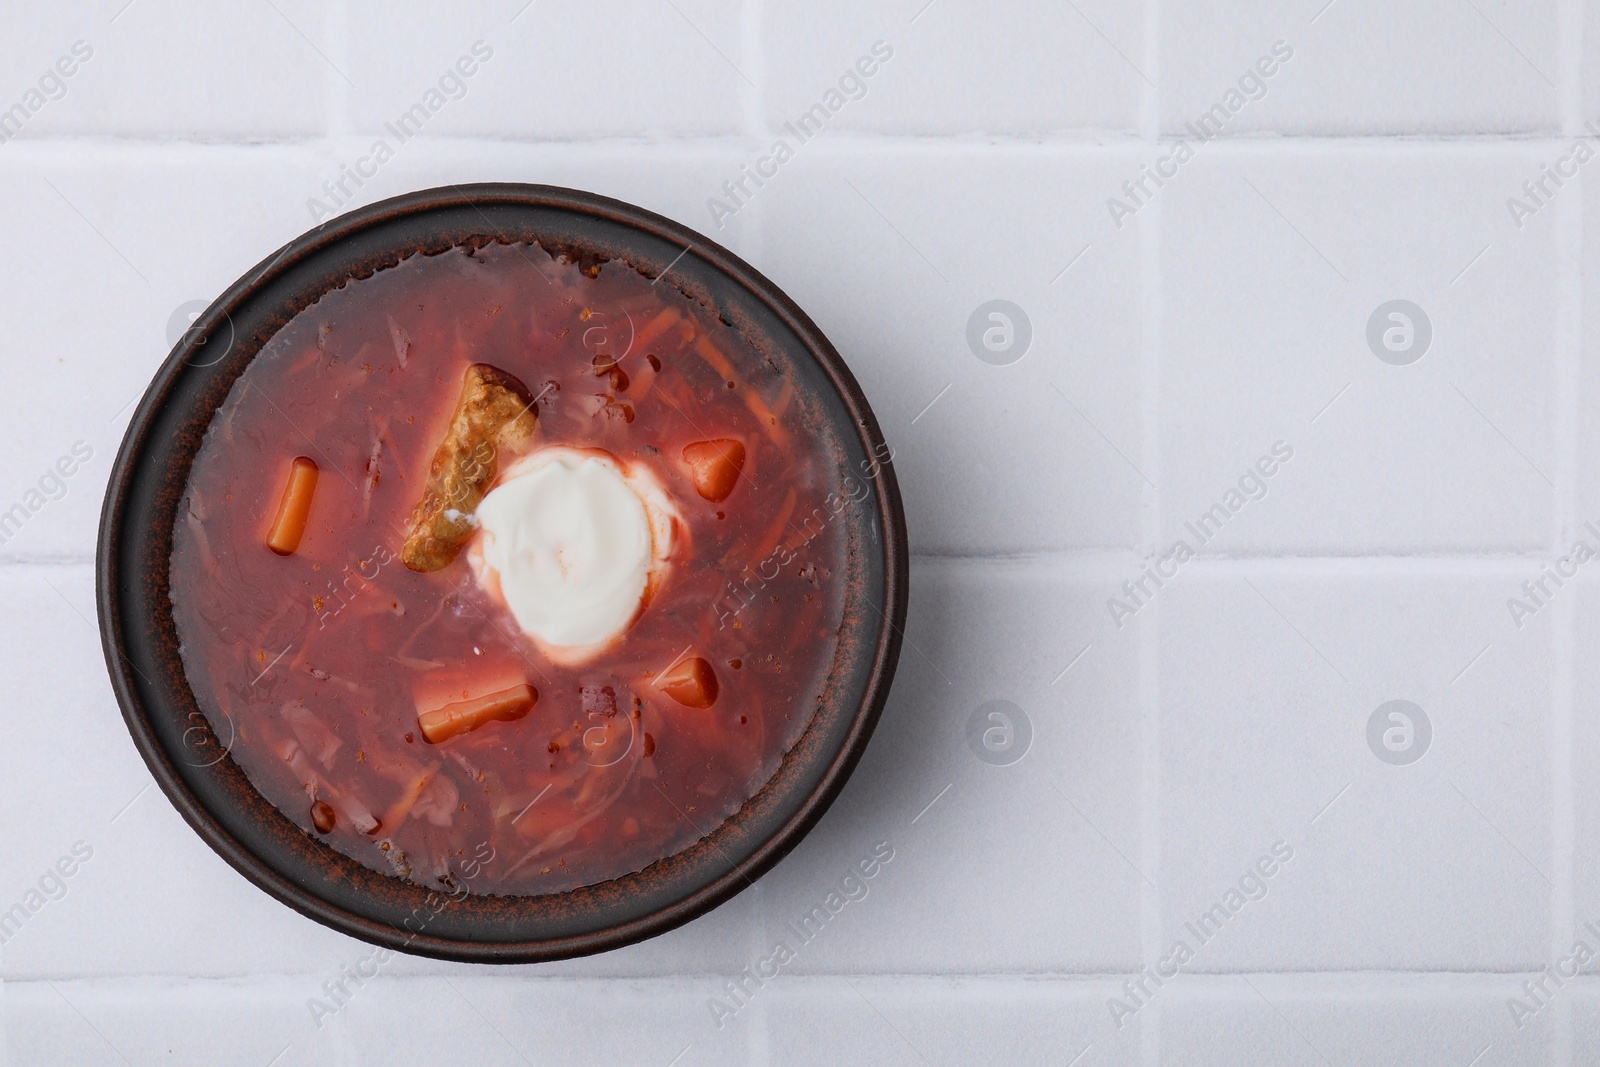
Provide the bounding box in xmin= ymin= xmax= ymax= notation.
xmin=96 ymin=184 xmax=907 ymax=963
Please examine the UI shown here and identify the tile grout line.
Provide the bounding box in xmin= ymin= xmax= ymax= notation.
xmin=1555 ymin=567 xmax=1577 ymax=1067
xmin=739 ymin=0 xmax=766 ymax=144
xmin=1562 ymin=0 xmax=1584 ymax=139
xmin=24 ymin=970 xmax=1600 ymax=987
xmin=327 ymin=0 xmax=350 ymax=139
xmin=9 ymin=132 xmax=1600 ymax=154
xmin=1554 ymin=3 xmax=1582 ymax=1063
xmin=740 ymin=0 xmax=767 ymax=276
xmin=1137 ymin=0 xmax=1161 ymax=1061
xmin=1138 ymin=0 xmax=1160 ymax=144
xmin=1 ymin=896 xmax=6 ymax=1067
xmin=747 ymin=882 xmax=771 ymax=1067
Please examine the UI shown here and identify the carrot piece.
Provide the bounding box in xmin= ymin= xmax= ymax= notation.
xmin=418 ymin=683 xmax=538 ymax=744
xmin=769 ymin=377 xmax=795 ymax=419
xmin=750 ymin=488 xmax=797 ymax=562
xmin=693 ymin=335 xmax=790 ymax=447
xmin=659 ymin=657 xmax=718 ymax=709
xmin=629 ymin=308 xmax=682 ymax=354
xmin=692 ymin=331 xmax=736 ymax=381
xmin=682 ymin=439 xmax=746 ymax=502
xmin=381 ymin=762 xmax=440 ymax=830
xmin=267 ymin=456 xmax=319 ymax=555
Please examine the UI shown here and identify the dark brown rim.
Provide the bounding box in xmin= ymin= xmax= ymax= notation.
xmin=95 ymin=183 xmax=908 ymax=963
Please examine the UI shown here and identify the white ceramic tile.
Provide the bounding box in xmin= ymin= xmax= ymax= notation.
xmin=4 ymin=978 xmax=306 ymax=1067
xmin=1160 ymin=146 xmax=1560 ymax=555
xmin=1585 ymin=0 xmax=1600 ymax=127
xmin=1161 ymin=0 xmax=1560 ymax=136
xmin=343 ymin=0 xmax=746 ymax=140
xmin=757 ymin=147 xmax=1149 ymax=555
xmin=326 ymin=977 xmax=747 ymax=1067
xmin=763 ymin=0 xmax=1142 ymax=135
xmin=1568 ymin=581 xmax=1600 ymax=962
xmin=0 ymin=145 xmax=327 ymax=561
xmin=1 ymin=976 xmax=752 ymax=1067
xmin=1158 ymin=571 xmax=1552 ymax=971
xmin=1566 ymin=990 xmax=1600 ymax=1063
xmin=2 ymin=975 xmax=1144 ymax=1067
xmin=1160 ymin=979 xmax=1553 ymax=1066
xmin=0 ymin=2 xmax=328 ymax=140
xmin=1574 ymin=165 xmax=1600 ymax=533
xmin=760 ymin=978 xmax=1139 ymax=1067
xmin=754 ymin=560 xmax=1145 ymax=975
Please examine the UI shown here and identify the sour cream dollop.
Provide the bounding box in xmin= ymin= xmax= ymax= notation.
xmin=470 ymin=447 xmax=677 ymax=661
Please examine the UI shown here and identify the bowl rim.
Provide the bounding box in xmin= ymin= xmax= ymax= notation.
xmin=95 ymin=183 xmax=908 ymax=963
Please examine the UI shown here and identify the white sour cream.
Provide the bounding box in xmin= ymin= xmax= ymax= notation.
xmin=470 ymin=447 xmax=677 ymax=661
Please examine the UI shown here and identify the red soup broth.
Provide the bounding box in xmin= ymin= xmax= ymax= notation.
xmin=170 ymin=241 xmax=848 ymax=896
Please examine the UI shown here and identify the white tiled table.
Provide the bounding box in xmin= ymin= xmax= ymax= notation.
xmin=0 ymin=1 xmax=1589 ymax=1063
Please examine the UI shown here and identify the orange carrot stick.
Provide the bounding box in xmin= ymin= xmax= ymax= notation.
xmin=381 ymin=762 xmax=440 ymax=830
xmin=693 ymin=335 xmax=790 ymax=447
xmin=693 ymin=331 xmax=735 ymax=380
xmin=769 ymin=377 xmax=795 ymax=419
xmin=267 ymin=457 xmax=319 ymax=555
xmin=418 ymin=683 xmax=538 ymax=744
xmin=748 ymin=487 xmax=797 ymax=564
xmin=629 ymin=308 xmax=682 ymax=355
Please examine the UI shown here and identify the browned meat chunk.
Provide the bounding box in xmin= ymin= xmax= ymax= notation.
xmin=401 ymin=363 xmax=538 ymax=572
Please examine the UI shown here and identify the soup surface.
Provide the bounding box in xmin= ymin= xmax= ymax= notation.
xmin=170 ymin=240 xmax=850 ymax=896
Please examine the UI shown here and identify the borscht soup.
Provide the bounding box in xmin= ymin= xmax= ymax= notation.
xmin=169 ymin=239 xmax=858 ymax=897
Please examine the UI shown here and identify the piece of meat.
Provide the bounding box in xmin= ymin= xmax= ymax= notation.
xmin=401 ymin=363 xmax=538 ymax=572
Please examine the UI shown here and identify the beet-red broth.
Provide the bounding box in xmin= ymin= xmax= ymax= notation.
xmin=170 ymin=241 xmax=853 ymax=896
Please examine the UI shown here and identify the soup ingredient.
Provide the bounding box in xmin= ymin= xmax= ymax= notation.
xmin=632 ymin=306 xmax=683 ymax=352
xmin=310 ymin=799 xmax=337 ymax=834
xmin=693 ymin=336 xmax=788 ymax=447
xmin=659 ymin=656 xmax=719 ymax=708
xmin=382 ymin=763 xmax=442 ymax=829
xmin=401 ymin=362 xmax=538 ymax=572
xmin=418 ymin=682 xmax=538 ymax=744
xmin=473 ymin=448 xmax=676 ymax=656
xmin=682 ymin=439 xmax=745 ymax=502
xmin=266 ymin=456 xmax=319 ymax=555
